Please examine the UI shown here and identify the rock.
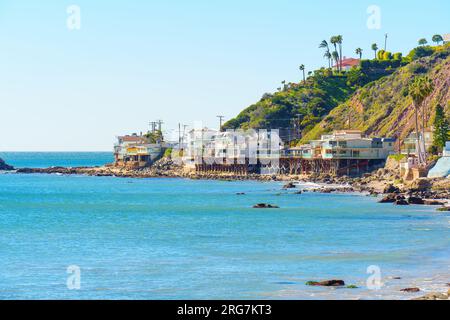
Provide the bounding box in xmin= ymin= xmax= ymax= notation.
xmin=395 ymin=199 xmax=409 ymax=206
xmin=236 ymin=193 xmax=246 ymax=195
xmin=306 ymin=280 xmax=345 ymax=287
xmin=437 ymin=207 xmax=450 ymax=212
xmin=383 ymin=184 xmax=400 ymax=194
xmin=294 ymin=191 xmax=303 ymax=195
xmin=379 ymin=194 xmax=397 ymax=203
xmin=253 ymin=203 xmax=279 ymax=209
xmin=283 ymin=182 xmax=296 ymax=189
xmin=414 ymin=292 xmax=449 ymax=300
xmin=408 ymin=196 xmax=425 ymax=205
xmin=0 ymin=158 xmax=14 ymax=171
xmin=400 ymin=287 xmax=420 ymax=293
xmin=424 ymin=200 xmax=445 ymax=206
xmin=408 ymin=179 xmax=432 ymax=192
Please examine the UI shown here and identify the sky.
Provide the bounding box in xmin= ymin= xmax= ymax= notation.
xmin=0 ymin=0 xmax=449 ymax=151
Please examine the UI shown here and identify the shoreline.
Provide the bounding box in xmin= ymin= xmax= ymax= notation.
xmin=12 ymin=163 xmax=450 ymax=202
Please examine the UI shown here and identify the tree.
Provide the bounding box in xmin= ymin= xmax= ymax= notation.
xmin=319 ymin=40 xmax=331 ymax=68
xmin=336 ymin=35 xmax=343 ymax=72
xmin=323 ymin=51 xmax=332 ymax=69
xmin=355 ymin=48 xmax=363 ymax=59
xmin=371 ymin=43 xmax=378 ymax=59
xmin=432 ymin=34 xmax=443 ymax=46
xmin=332 ymin=51 xmax=339 ymax=71
xmin=330 ymin=36 xmax=340 ymax=71
xmin=418 ymin=38 xmax=428 ymax=46
xmin=433 ymin=104 xmax=449 ymax=151
xmin=409 ymin=76 xmax=434 ymax=164
xmin=299 ymin=65 xmax=306 ymax=83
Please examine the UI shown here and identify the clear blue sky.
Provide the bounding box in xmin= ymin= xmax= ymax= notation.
xmin=1 ymin=0 xmax=449 ymax=151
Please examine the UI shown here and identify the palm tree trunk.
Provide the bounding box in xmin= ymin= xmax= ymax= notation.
xmin=414 ymin=103 xmax=422 ymax=162
xmin=421 ymin=102 xmax=427 ymax=164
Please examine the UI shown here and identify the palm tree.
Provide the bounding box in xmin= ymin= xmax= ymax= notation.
xmin=371 ymin=43 xmax=378 ymax=59
xmin=299 ymin=65 xmax=306 ymax=83
xmin=319 ymin=40 xmax=331 ymax=68
xmin=432 ymin=34 xmax=443 ymax=46
xmin=323 ymin=51 xmax=332 ymax=69
xmin=330 ymin=36 xmax=340 ymax=71
xmin=355 ymin=48 xmax=363 ymax=59
xmin=332 ymin=51 xmax=339 ymax=71
xmin=418 ymin=38 xmax=428 ymax=46
xmin=336 ymin=35 xmax=343 ymax=72
xmin=409 ymin=76 xmax=434 ymax=165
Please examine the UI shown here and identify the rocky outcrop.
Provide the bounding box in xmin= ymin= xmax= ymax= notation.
xmin=253 ymin=204 xmax=279 ymax=209
xmin=306 ymin=280 xmax=346 ymax=287
xmin=0 ymin=158 xmax=14 ymax=171
xmin=401 ymin=287 xmax=420 ymax=293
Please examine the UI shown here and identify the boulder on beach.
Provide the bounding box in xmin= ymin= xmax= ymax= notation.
xmin=379 ymin=194 xmax=397 ymax=203
xmin=283 ymin=182 xmax=296 ymax=189
xmin=383 ymin=184 xmax=400 ymax=194
xmin=437 ymin=207 xmax=450 ymax=212
xmin=395 ymin=199 xmax=409 ymax=206
xmin=424 ymin=200 xmax=446 ymax=206
xmin=400 ymin=287 xmax=420 ymax=293
xmin=408 ymin=196 xmax=425 ymax=205
xmin=253 ymin=203 xmax=279 ymax=209
xmin=306 ymin=280 xmax=346 ymax=287
xmin=0 ymin=158 xmax=14 ymax=171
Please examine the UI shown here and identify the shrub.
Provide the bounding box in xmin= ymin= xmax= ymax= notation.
xmin=408 ymin=63 xmax=428 ymax=74
xmin=393 ymin=52 xmax=403 ymax=60
xmin=407 ymin=46 xmax=435 ymax=61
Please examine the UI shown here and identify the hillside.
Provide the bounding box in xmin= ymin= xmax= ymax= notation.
xmin=223 ymin=67 xmax=395 ymax=138
xmin=302 ymin=46 xmax=450 ymax=145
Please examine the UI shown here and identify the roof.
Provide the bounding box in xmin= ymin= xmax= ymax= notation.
xmin=120 ymin=135 xmax=146 ymax=142
xmin=333 ymin=57 xmax=360 ymax=68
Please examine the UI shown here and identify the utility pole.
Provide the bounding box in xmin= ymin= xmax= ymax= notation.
xmin=384 ymin=33 xmax=388 ymax=51
xmin=149 ymin=121 xmax=157 ymax=133
xmin=217 ymin=115 xmax=225 ymax=132
xmin=157 ymin=120 xmax=164 ymax=132
xmin=178 ymin=123 xmax=182 ymax=146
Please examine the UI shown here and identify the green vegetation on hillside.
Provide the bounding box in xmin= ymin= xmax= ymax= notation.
xmin=301 ymin=45 xmax=450 ymax=145
xmin=225 ymin=35 xmax=450 ymax=148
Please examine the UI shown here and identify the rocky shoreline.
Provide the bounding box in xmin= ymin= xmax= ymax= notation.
xmin=14 ymin=157 xmax=450 ymax=210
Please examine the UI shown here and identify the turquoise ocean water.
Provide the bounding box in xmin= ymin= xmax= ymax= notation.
xmin=0 ymin=153 xmax=449 ymax=300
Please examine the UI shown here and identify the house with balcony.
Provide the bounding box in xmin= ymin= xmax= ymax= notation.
xmin=114 ymin=133 xmax=164 ymax=168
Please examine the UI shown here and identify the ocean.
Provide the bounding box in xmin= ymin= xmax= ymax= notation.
xmin=0 ymin=152 xmax=449 ymax=299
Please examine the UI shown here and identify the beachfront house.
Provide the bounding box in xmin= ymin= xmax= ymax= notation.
xmin=401 ymin=131 xmax=433 ymax=155
xmin=304 ymin=130 xmax=395 ymax=160
xmin=114 ymin=133 xmax=164 ymax=168
xmin=281 ymin=130 xmax=396 ymax=176
xmin=184 ymin=128 xmax=283 ymax=174
xmin=333 ymin=57 xmax=360 ymax=71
